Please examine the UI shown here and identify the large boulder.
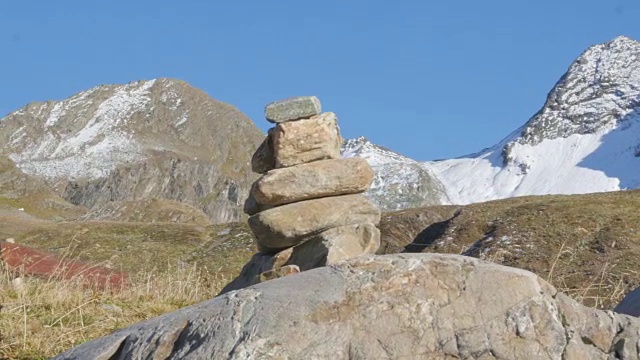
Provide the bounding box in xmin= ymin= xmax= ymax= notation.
xmin=54 ymin=254 xmax=640 ymax=359
xmin=248 ymin=194 xmax=381 ymax=252
xmin=252 ymin=157 xmax=374 ymax=206
xmin=273 ymin=112 xmax=341 ymax=168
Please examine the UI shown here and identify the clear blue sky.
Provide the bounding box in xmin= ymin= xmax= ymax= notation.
xmin=1 ymin=1 xmax=639 ymax=160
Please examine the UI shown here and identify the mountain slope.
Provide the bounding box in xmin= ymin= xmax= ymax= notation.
xmin=346 ymin=36 xmax=640 ymax=207
xmin=79 ymin=198 xmax=212 ymax=225
xmin=0 ymin=155 xmax=85 ymax=221
xmin=378 ymin=190 xmax=640 ymax=310
xmin=341 ymin=137 xmax=450 ymax=210
xmin=425 ymin=36 xmax=640 ymax=204
xmin=0 ymin=79 xmax=263 ymax=224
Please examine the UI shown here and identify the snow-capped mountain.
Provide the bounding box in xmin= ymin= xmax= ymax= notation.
xmin=342 ymin=137 xmax=449 ymax=210
xmin=4 ymin=35 xmax=640 ymax=218
xmin=345 ymin=36 xmax=640 ymax=207
xmin=0 ymin=79 xmax=263 ymax=223
xmin=425 ymin=35 xmax=640 ymax=204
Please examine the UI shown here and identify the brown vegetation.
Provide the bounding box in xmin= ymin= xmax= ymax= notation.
xmin=3 ymin=190 xmax=640 ymax=357
xmin=0 ymin=260 xmax=229 ymax=359
xmin=380 ymin=190 xmax=640 ymax=309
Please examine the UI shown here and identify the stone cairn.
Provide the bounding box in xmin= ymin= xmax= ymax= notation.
xmin=220 ymin=96 xmax=381 ymax=293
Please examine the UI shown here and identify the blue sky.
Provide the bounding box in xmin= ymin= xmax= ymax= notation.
xmin=1 ymin=0 xmax=639 ymax=160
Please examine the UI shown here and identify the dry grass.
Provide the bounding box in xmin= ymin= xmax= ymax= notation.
xmin=16 ymin=221 xmax=255 ymax=277
xmin=5 ymin=190 xmax=640 ymax=357
xmin=0 ymin=261 xmax=230 ymax=359
xmin=556 ymin=263 xmax=635 ymax=309
xmin=381 ymin=190 xmax=640 ymax=310
xmin=483 ymin=242 xmax=637 ymax=310
xmin=0 ymin=219 xmax=254 ymax=358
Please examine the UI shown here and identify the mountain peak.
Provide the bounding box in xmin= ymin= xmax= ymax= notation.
xmin=1 ymin=78 xmax=253 ymax=181
xmin=508 ymin=35 xmax=640 ymax=149
xmin=0 ymin=79 xmax=263 ymax=224
xmin=606 ymin=35 xmax=639 ymax=48
xmin=419 ymin=36 xmax=640 ymax=205
xmin=341 ymin=136 xmax=373 ymax=158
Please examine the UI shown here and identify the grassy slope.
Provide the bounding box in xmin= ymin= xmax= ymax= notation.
xmin=0 ymin=260 xmax=229 ymax=359
xmin=12 ymin=189 xmax=640 ymax=310
xmin=4 ymin=190 xmax=640 ymax=358
xmin=379 ymin=190 xmax=640 ymax=309
xmin=1 ymin=221 xmax=255 ymax=359
xmin=79 ymin=198 xmax=213 ymax=225
xmin=0 ymin=156 xmax=87 ymax=239
xmin=16 ymin=221 xmax=255 ymax=279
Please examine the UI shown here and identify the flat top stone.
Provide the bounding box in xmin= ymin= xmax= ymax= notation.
xmin=265 ymin=96 xmax=321 ymax=123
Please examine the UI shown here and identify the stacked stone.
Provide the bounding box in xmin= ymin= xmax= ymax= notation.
xmin=235 ymin=96 xmax=381 ymax=287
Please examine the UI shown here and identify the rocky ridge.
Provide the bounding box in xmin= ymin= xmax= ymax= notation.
xmin=341 ymin=136 xmax=450 ymax=210
xmin=0 ymin=78 xmax=263 ymax=224
xmin=4 ymin=36 xmax=640 ymax=220
xmin=425 ymin=36 xmax=640 ymax=204
xmin=514 ymin=35 xmax=640 ymax=146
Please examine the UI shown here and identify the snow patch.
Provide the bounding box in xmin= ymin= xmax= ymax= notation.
xmin=175 ymin=112 xmax=189 ymax=127
xmin=425 ymin=121 xmax=630 ymax=204
xmin=45 ymin=103 xmax=64 ymax=127
xmin=9 ymin=126 xmax=26 ymax=146
xmin=9 ymin=80 xmax=157 ymax=181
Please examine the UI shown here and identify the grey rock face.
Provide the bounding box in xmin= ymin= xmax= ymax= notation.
xmin=0 ymin=156 xmax=84 ymax=221
xmin=53 ymin=253 xmax=640 ymax=359
xmin=0 ymin=78 xmax=263 ymax=224
xmin=264 ymin=96 xmax=321 ymax=123
xmin=248 ymin=194 xmax=381 ymax=253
